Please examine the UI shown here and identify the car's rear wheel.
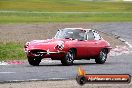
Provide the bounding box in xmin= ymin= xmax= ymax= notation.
xmin=61 ymin=49 xmax=75 ymax=66
xmin=28 ymin=57 xmax=42 ymax=66
xmin=95 ymin=49 xmax=107 ymax=64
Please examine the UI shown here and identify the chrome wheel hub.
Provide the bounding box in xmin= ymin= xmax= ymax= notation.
xmin=100 ymin=51 xmax=106 ymax=61
xmin=66 ymin=51 xmax=74 ymax=62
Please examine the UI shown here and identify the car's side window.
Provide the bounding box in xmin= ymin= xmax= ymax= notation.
xmin=78 ymin=32 xmax=87 ymax=40
xmin=93 ymin=32 xmax=101 ymax=40
xmin=84 ymin=33 xmax=87 ymax=40
xmin=87 ymin=32 xmax=95 ymax=40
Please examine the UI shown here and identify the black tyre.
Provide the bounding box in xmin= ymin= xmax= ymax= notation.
xmin=61 ymin=49 xmax=75 ymax=66
xmin=28 ymin=57 xmax=41 ymax=66
xmin=95 ymin=49 xmax=107 ymax=64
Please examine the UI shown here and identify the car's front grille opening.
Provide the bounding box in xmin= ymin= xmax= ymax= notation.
xmin=30 ymin=50 xmax=47 ymax=56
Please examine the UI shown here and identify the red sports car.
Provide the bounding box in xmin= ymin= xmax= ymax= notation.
xmin=24 ymin=28 xmax=111 ymax=66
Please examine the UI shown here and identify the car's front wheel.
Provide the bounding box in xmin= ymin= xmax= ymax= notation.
xmin=28 ymin=57 xmax=42 ymax=66
xmin=61 ymin=49 xmax=75 ymax=66
xmin=95 ymin=49 xmax=108 ymax=64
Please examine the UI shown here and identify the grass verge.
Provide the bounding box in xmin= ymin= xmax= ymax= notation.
xmin=0 ymin=42 xmax=26 ymax=61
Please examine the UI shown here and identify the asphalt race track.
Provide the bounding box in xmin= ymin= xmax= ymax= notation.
xmin=0 ymin=23 xmax=132 ymax=82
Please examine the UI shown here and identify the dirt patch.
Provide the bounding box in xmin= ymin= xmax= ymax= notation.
xmin=0 ymin=23 xmax=126 ymax=48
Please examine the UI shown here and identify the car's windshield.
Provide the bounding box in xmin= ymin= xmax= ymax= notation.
xmin=54 ymin=29 xmax=86 ymax=40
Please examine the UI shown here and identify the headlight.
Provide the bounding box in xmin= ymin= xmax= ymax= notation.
xmin=24 ymin=42 xmax=30 ymax=48
xmin=55 ymin=41 xmax=64 ymax=50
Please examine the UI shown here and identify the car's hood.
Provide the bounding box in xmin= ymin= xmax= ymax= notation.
xmin=30 ymin=39 xmax=66 ymax=45
xmin=27 ymin=39 xmax=71 ymax=50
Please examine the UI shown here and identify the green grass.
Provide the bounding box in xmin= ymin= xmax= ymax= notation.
xmin=0 ymin=43 xmax=26 ymax=61
xmin=0 ymin=12 xmax=132 ymax=23
xmin=0 ymin=0 xmax=132 ymax=23
xmin=0 ymin=0 xmax=132 ymax=12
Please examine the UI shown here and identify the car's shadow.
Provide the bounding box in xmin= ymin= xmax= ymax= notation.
xmin=26 ymin=60 xmax=111 ymax=67
xmin=35 ymin=62 xmax=100 ymax=67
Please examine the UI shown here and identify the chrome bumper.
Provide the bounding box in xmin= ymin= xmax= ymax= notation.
xmin=25 ymin=49 xmax=66 ymax=57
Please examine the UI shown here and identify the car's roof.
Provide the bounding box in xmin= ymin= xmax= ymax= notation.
xmin=61 ymin=28 xmax=99 ymax=34
xmin=62 ymin=28 xmax=92 ymax=31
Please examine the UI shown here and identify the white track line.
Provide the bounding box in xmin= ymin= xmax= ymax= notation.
xmin=118 ymin=38 xmax=132 ymax=48
xmin=0 ymin=10 xmax=132 ymax=14
xmin=0 ymin=72 xmax=15 ymax=74
xmin=0 ymin=61 xmax=9 ymax=65
xmin=125 ymin=42 xmax=132 ymax=48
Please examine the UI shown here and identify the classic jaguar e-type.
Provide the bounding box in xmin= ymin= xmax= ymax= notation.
xmin=24 ymin=28 xmax=111 ymax=66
